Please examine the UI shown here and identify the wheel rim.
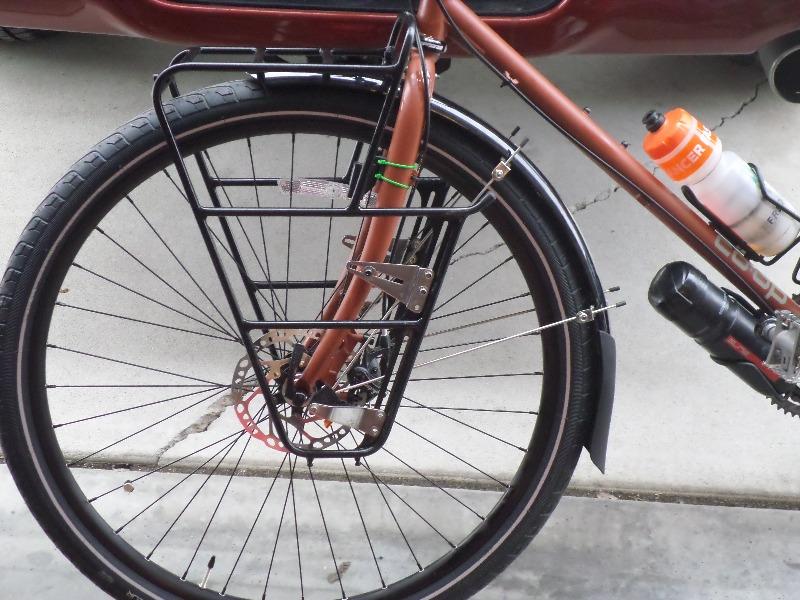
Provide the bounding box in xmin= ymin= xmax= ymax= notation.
xmin=21 ymin=106 xmax=569 ymax=599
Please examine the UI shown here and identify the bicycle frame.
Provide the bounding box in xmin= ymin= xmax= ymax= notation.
xmin=153 ymin=0 xmax=798 ymax=460
xmin=434 ymin=0 xmax=798 ymax=316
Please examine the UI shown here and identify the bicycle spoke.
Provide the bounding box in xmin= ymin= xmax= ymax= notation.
xmin=443 ymin=187 xmax=465 ymax=209
xmin=450 ymin=220 xmax=490 ymax=259
xmin=201 ymin=156 xmax=289 ymax=322
xmin=426 ymin=308 xmax=535 ymax=338
xmin=399 ymin=405 xmax=537 ymax=415
xmin=55 ymin=301 xmax=238 ymax=344
xmin=179 ymin=195 xmax=282 ymax=322
xmin=163 ymin=165 xmax=287 ymax=321
xmin=94 ymin=226 xmax=239 ymax=340
xmin=88 ymin=413 xmax=276 ymax=503
xmin=338 ymin=454 xmax=386 ymax=588
xmin=262 ymin=454 xmax=298 ymax=600
xmin=48 ymin=384 xmax=224 ymax=389
xmin=363 ymin=457 xmax=422 ymax=570
xmin=361 ymin=459 xmax=455 ymax=548
xmin=221 ymin=451 xmax=290 ymax=594
xmin=247 ymin=138 xmax=269 ymax=287
xmin=147 ymin=429 xmax=245 ymax=559
xmin=430 ymin=292 xmax=531 ymax=321
xmin=321 ymin=137 xmax=341 ymax=313
xmin=338 ymin=370 xmax=540 ymax=395
xmin=285 ymin=133 xmax=295 ymax=317
xmin=433 ymin=256 xmax=514 ymax=313
xmin=126 ymin=195 xmax=240 ymax=337
xmin=409 ymin=372 xmax=540 ymax=382
xmin=52 ymin=386 xmax=223 ymax=428
xmin=308 ymin=461 xmax=345 ymax=599
xmin=114 ymin=435 xmax=241 ymax=533
xmin=47 ymin=344 xmax=225 ymax=387
xmin=394 ymin=421 xmax=509 ymax=489
xmin=382 ymin=445 xmax=486 ymax=519
xmin=182 ymin=410 xmax=261 ymax=579
xmin=417 ymin=333 xmax=536 ymax=354
xmin=290 ymin=453 xmax=304 ymax=599
xmin=415 ymin=311 xmax=584 ymax=370
xmin=245 ymin=137 xmax=284 ymax=323
xmin=68 ymin=388 xmax=226 ymax=467
xmin=402 ymin=395 xmax=527 ymax=452
xmin=73 ymin=263 xmax=236 ymax=339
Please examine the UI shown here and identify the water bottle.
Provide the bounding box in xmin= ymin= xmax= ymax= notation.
xmin=642 ymin=108 xmax=799 ymax=256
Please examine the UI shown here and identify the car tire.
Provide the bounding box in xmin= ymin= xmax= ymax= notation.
xmin=0 ymin=27 xmax=55 ymax=42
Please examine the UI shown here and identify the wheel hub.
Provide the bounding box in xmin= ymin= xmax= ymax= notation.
xmin=229 ymin=331 xmax=352 ymax=452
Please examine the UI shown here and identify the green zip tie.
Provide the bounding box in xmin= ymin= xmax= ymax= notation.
xmin=377 ymin=158 xmax=419 ymax=170
xmin=374 ymin=173 xmax=411 ymax=189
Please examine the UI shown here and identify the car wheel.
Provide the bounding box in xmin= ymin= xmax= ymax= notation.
xmin=0 ymin=27 xmax=55 ymax=42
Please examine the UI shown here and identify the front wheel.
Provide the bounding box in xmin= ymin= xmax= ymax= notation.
xmin=0 ymin=79 xmax=598 ymax=599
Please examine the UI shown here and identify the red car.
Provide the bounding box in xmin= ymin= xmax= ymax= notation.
xmin=2 ymin=0 xmax=800 ymax=101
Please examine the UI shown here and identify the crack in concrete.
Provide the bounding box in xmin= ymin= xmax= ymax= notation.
xmin=570 ymin=185 xmax=621 ymax=214
xmin=154 ymin=392 xmax=235 ymax=464
xmin=571 ymin=162 xmax=661 ymax=216
xmin=570 ymin=79 xmax=765 ymax=215
xmin=711 ymin=79 xmax=767 ymax=132
xmin=449 ymin=241 xmax=505 ymax=265
xmin=570 ymin=168 xmax=659 ymax=215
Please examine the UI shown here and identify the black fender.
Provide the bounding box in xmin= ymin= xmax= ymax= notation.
xmin=431 ymin=95 xmax=616 ymax=473
xmin=258 ymin=73 xmax=616 ymax=471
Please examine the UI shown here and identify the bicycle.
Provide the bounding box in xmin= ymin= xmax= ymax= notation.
xmin=0 ymin=1 xmax=796 ymax=599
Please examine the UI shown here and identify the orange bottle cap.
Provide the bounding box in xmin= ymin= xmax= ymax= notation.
xmin=643 ymin=108 xmax=720 ymax=182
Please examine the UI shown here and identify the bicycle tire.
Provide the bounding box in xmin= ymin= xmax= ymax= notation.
xmin=0 ymin=78 xmax=599 ymax=599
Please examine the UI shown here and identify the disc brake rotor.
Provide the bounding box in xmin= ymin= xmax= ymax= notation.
xmin=230 ymin=330 xmax=350 ymax=452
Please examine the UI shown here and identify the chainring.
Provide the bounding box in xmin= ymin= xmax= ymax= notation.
xmin=771 ymin=392 xmax=800 ymax=418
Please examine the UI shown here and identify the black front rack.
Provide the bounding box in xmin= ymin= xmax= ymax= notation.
xmin=150 ymin=13 xmax=493 ymax=459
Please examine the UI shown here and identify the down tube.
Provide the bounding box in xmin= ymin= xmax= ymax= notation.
xmin=441 ymin=0 xmax=800 ymax=315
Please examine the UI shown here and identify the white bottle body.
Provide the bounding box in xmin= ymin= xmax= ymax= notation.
xmin=686 ymin=151 xmax=799 ymax=256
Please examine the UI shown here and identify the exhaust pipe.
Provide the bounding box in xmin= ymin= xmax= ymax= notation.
xmin=759 ymin=31 xmax=800 ymax=103
xmin=649 ymin=262 xmax=790 ymax=397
